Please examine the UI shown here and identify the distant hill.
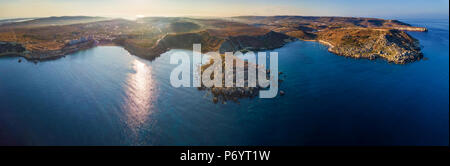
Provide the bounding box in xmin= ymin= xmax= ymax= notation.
xmin=0 ymin=16 xmax=110 ymax=28
xmin=232 ymin=16 xmax=423 ymax=30
xmin=0 ymin=18 xmax=39 ymax=25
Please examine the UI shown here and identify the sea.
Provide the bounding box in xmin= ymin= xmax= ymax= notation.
xmin=0 ymin=18 xmax=448 ymax=145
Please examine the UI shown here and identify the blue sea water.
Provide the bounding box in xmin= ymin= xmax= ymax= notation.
xmin=0 ymin=19 xmax=448 ymax=145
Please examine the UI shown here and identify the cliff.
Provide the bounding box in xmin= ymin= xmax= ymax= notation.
xmin=199 ymin=54 xmax=265 ymax=103
xmin=0 ymin=42 xmax=26 ymax=56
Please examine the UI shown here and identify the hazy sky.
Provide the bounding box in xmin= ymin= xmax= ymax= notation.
xmin=0 ymin=0 xmax=448 ymax=19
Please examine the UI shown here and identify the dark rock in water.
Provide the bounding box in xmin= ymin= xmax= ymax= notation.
xmin=33 ymin=60 xmax=38 ymax=64
xmin=213 ymin=97 xmax=218 ymax=104
xmin=18 ymin=59 xmax=22 ymax=63
xmin=423 ymin=57 xmax=429 ymax=61
xmin=279 ymin=72 xmax=283 ymax=75
xmin=280 ymin=90 xmax=285 ymax=96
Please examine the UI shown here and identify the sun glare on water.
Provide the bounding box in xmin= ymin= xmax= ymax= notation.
xmin=122 ymin=59 xmax=157 ymax=143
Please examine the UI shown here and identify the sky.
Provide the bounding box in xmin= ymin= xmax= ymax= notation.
xmin=0 ymin=0 xmax=448 ymax=19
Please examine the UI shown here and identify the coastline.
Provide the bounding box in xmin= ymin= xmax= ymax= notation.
xmin=0 ymin=18 xmax=428 ymax=64
xmin=0 ymin=17 xmax=447 ymax=146
xmin=1 ymin=41 xmax=121 ymax=61
xmin=0 ymin=34 xmax=421 ymax=64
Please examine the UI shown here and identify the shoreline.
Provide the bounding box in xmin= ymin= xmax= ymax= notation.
xmin=0 ymin=29 xmax=425 ymax=64
xmin=0 ymin=36 xmax=421 ymax=64
xmin=0 ymin=16 xmax=428 ymax=64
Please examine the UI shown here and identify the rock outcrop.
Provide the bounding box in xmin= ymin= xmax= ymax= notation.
xmin=0 ymin=42 xmax=26 ymax=56
xmin=144 ymin=30 xmax=293 ymax=59
xmin=199 ymin=54 xmax=271 ymax=103
xmin=22 ymin=40 xmax=95 ymax=60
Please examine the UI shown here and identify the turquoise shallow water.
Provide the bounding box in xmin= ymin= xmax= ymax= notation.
xmin=0 ymin=19 xmax=448 ymax=145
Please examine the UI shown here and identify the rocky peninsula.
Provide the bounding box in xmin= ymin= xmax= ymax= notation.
xmin=198 ymin=54 xmax=261 ymax=103
xmin=0 ymin=42 xmax=26 ymax=56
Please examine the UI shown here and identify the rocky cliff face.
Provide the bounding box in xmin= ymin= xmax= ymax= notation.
xmin=284 ymin=30 xmax=316 ymax=40
xmin=317 ymin=28 xmax=423 ymax=64
xmin=0 ymin=42 xmax=26 ymax=56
